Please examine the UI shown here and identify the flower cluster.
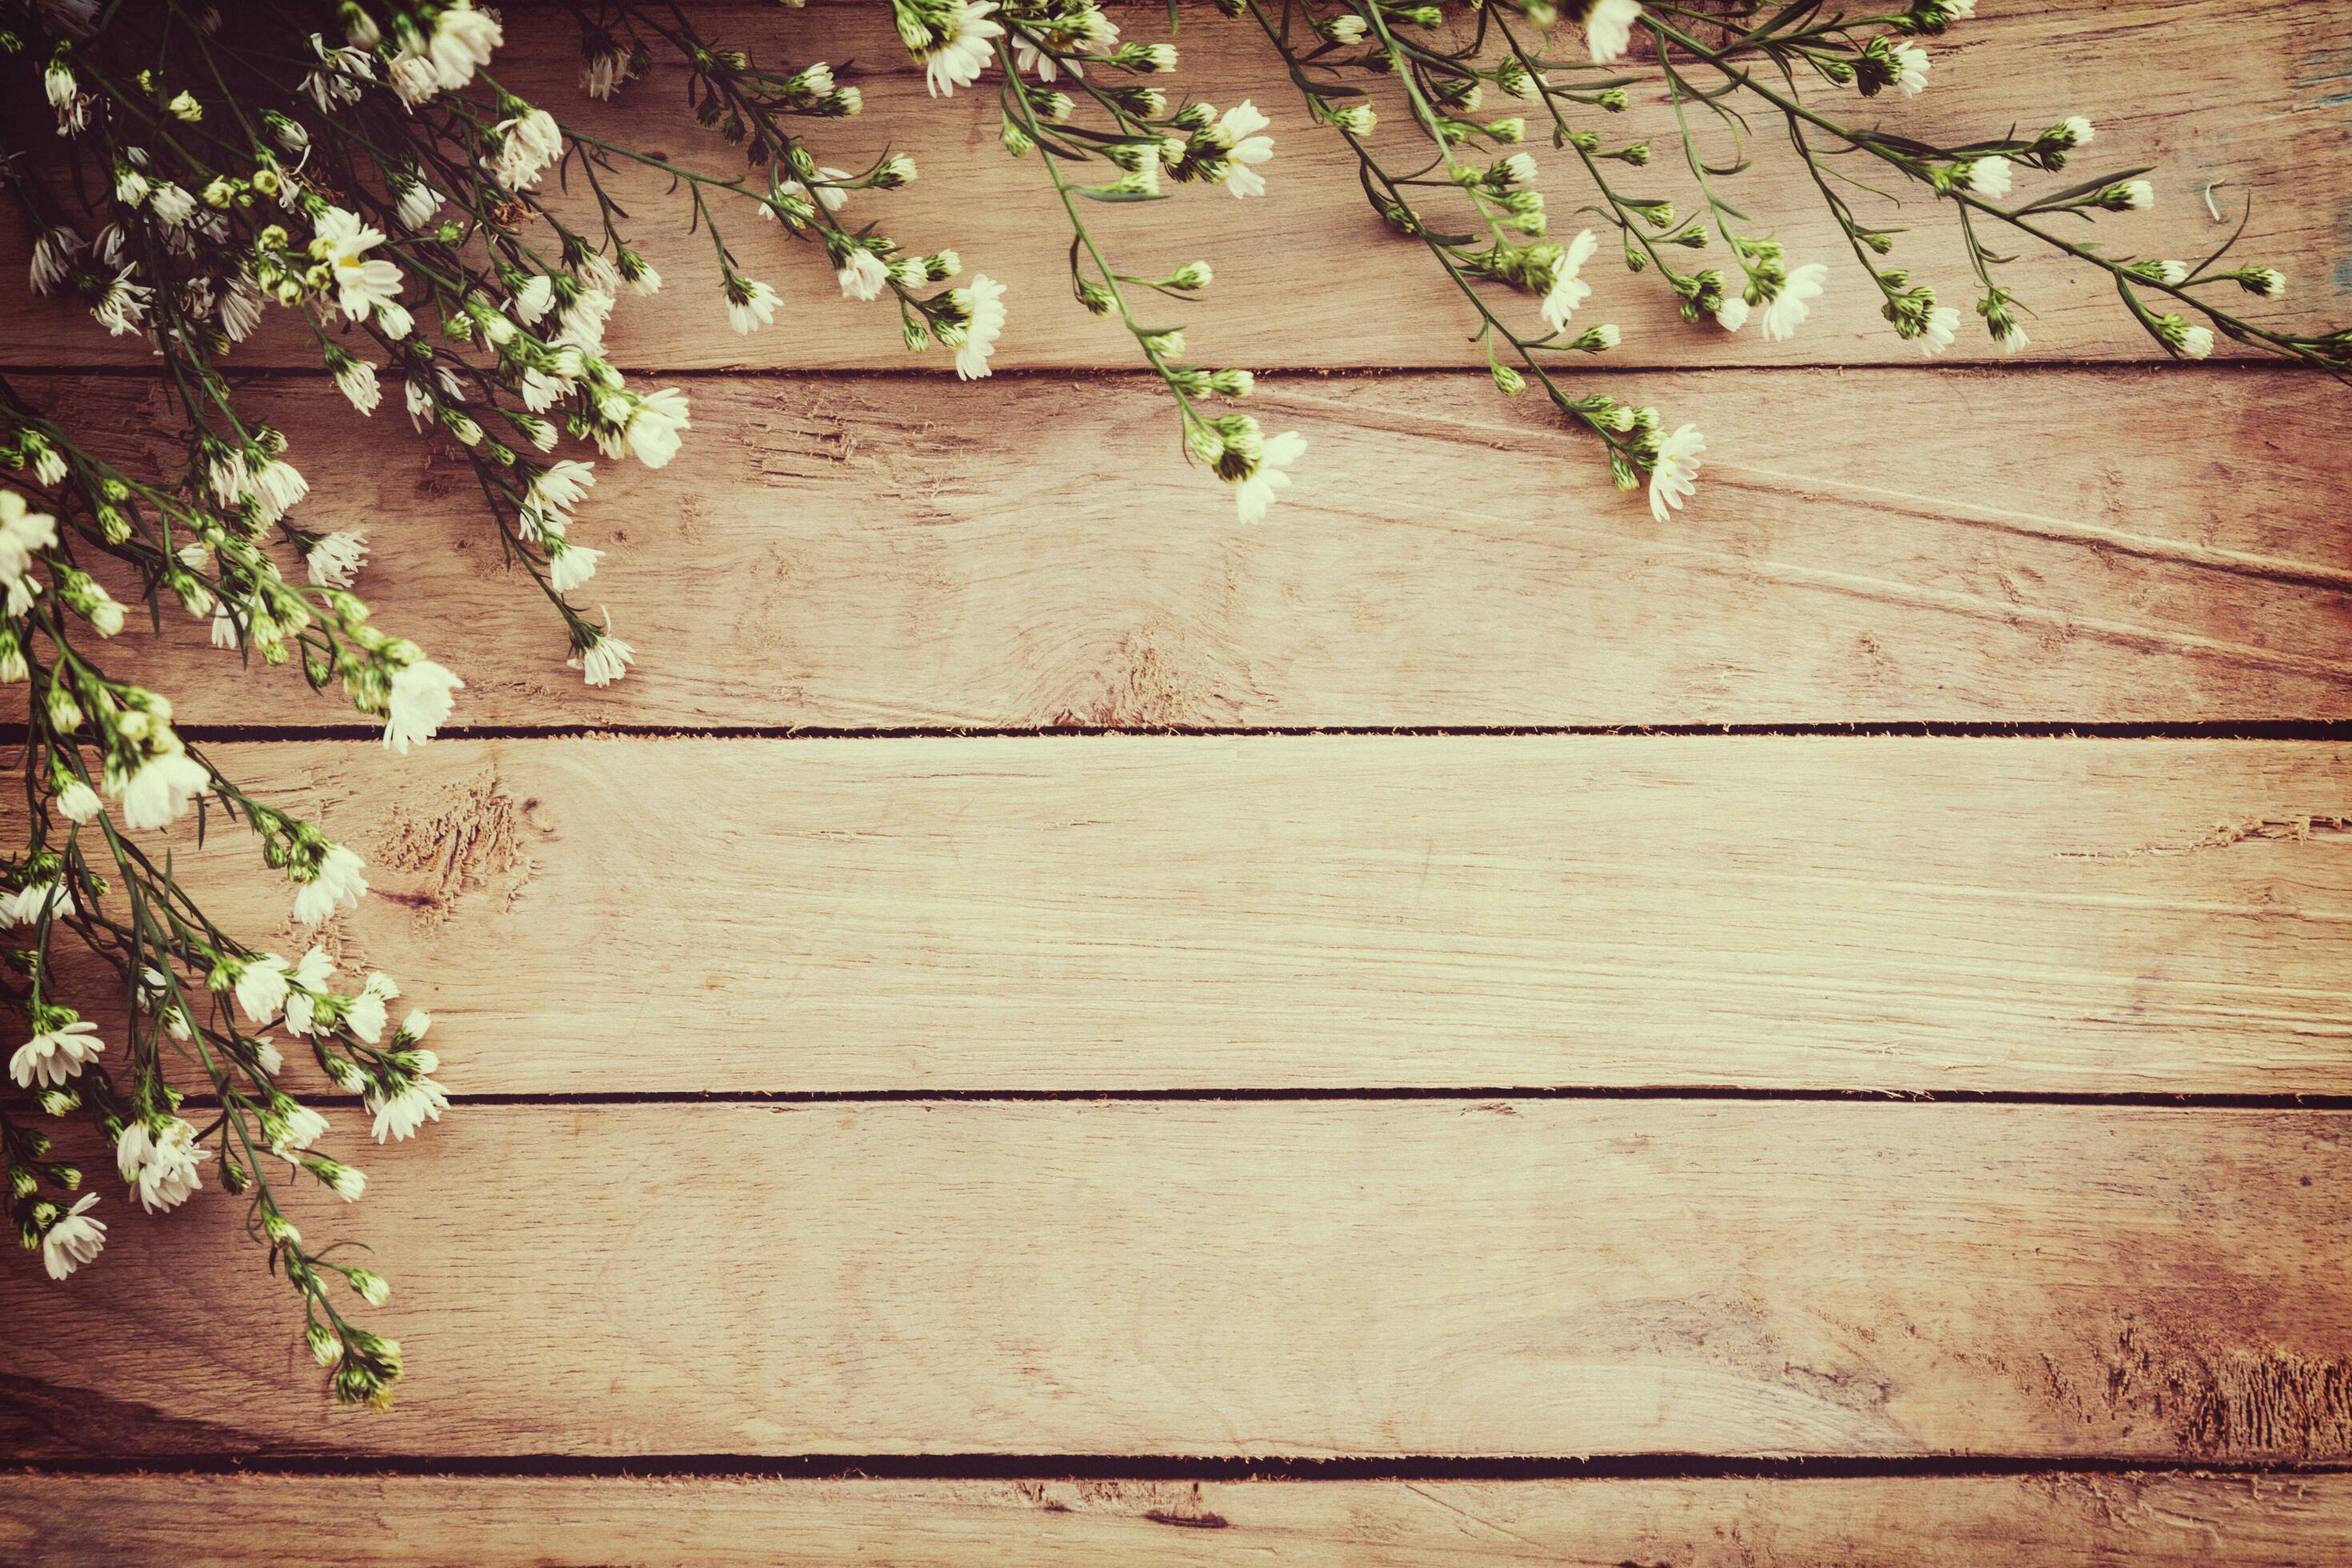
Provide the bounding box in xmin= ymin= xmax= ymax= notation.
xmin=1220 ymin=0 xmax=2339 ymax=516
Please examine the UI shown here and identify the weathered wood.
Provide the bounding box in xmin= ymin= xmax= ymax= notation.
xmin=6 ymin=2 xmax=2345 ymax=370
xmin=38 ymin=368 xmax=2352 ymax=729
xmin=20 ymin=734 xmax=2351 ymax=1095
xmin=8 ymin=1472 xmax=2352 ymax=1566
xmin=6 ymin=1101 xmax=2352 ymax=1459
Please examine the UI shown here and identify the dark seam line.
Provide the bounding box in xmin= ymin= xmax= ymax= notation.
xmin=5 ymin=721 xmax=2350 ymax=744
xmin=172 ymin=1088 xmax=2352 ymax=1110
xmin=8 ymin=1454 xmax=2350 ymax=1482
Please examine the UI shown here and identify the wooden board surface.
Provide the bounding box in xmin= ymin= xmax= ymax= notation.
xmin=5 ymin=1101 xmax=2350 ymax=1462
xmin=39 ymin=367 xmax=2352 ymax=730
xmin=8 ymin=3 xmax=2352 ymax=1558
xmin=7 ymin=1472 xmax=2351 ymax=1566
xmin=19 ymin=734 xmax=2346 ymax=1095
xmin=6 ymin=2 xmax=2344 ymax=371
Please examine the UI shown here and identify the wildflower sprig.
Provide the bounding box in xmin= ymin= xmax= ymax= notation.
xmin=1220 ymin=0 xmax=2339 ymax=523
xmin=0 ymin=0 xmax=944 ymax=1406
xmin=946 ymin=0 xmax=1300 ymax=520
xmin=1 ymin=467 xmax=444 ymax=1410
xmin=1249 ymin=0 xmax=1699 ymax=518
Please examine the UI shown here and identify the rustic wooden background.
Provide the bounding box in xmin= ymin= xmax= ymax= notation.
xmin=6 ymin=2 xmax=2352 ymax=1562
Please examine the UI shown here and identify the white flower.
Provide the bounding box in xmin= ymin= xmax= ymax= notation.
xmin=1714 ymin=295 xmax=1750 ymax=333
xmin=2151 ymin=259 xmax=2189 ymax=286
xmin=1541 ymin=230 xmax=1599 ymax=334
xmin=367 ymin=1075 xmax=451 ymax=1142
xmin=1890 ymin=42 xmax=1930 ymax=96
xmin=838 ymin=249 xmax=890 ymax=301
xmin=116 ymin=1118 xmax=210 ymax=1214
xmin=487 ymin=107 xmax=563 ymax=190
xmin=43 ymin=62 xmax=74 ymax=109
xmin=148 ymin=182 xmax=196 ymax=227
xmin=56 ymin=779 xmax=102 ymax=824
xmin=222 ymin=273 xmax=266 ymax=344
xmin=526 ymin=458 xmax=597 ymax=526
xmin=334 ymin=358 xmax=381 ymax=414
xmin=254 ymin=1037 xmax=285 ymax=1074
xmin=252 ymin=458 xmax=309 ymax=522
xmin=923 ymin=1 xmax=1004 ymax=98
xmin=1580 ymin=0 xmax=1641 ymax=64
xmin=404 ymin=377 xmax=434 ymax=432
xmin=1232 ymin=430 xmax=1306 ymax=525
xmin=622 ymin=388 xmax=692 ymax=469
xmin=10 ymin=1019 xmax=104 ymax=1089
xmin=92 ymin=266 xmax=151 ymax=336
xmin=1997 ymin=321 xmax=2030 ymax=354
xmin=726 ymin=278 xmax=780 ymax=334
xmin=1962 ymin=155 xmax=2011 ymax=198
xmin=384 ymin=659 xmax=463 ymax=754
xmin=1918 ymin=305 xmax=1959 ymax=356
xmin=1758 ymin=262 xmax=1828 ymax=342
xmin=292 ymin=842 xmax=369 ymax=926
xmin=622 ymin=258 xmax=663 ymax=297
xmin=1217 ymin=101 xmax=1274 ymax=198
xmin=389 ymin=50 xmax=440 ymax=105
xmin=954 ymin=274 xmax=1007 ymax=380
xmin=236 ymin=954 xmax=292 ymax=1022
xmin=571 ymin=611 xmax=636 ymax=687
xmin=574 ymin=250 xmax=622 ymax=297
xmin=2119 ymin=179 xmax=2154 ymax=210
xmin=395 ymin=180 xmax=443 ymax=229
xmin=548 ymin=540 xmax=602 ymax=592
xmin=42 ymin=1194 xmax=106 ymax=1281
xmin=428 ymin=2 xmax=502 ymax=91
xmin=6 ymin=879 xmax=73 ymax=925
xmin=330 ymin=1164 xmax=368 ymax=1202
xmin=346 ymin=971 xmax=398 ymax=1044
xmin=0 ymin=490 xmax=58 ymax=582
xmin=310 ymin=206 xmax=404 ymax=322
xmin=777 ymin=166 xmax=854 ymax=215
xmin=582 ymin=47 xmax=631 ymax=99
xmin=1647 ymin=422 xmax=1705 ymax=522
xmin=2058 ymin=115 xmax=2094 ymax=148
xmin=116 ymin=750 xmax=211 ymax=830
xmin=508 ymin=276 xmax=552 ymax=329
xmin=273 ymin=1103 xmax=330 ymax=1154
xmin=282 ymin=945 xmax=337 ymax=1037
xmin=306 ymin=530 xmax=369 ymax=587
xmin=30 ymin=228 xmax=82 ymax=295
xmin=2179 ymin=324 xmax=2214 ymax=359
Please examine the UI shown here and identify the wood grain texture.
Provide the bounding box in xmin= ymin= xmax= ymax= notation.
xmin=5 ymin=1101 xmax=2351 ymax=1461
xmin=40 ymin=367 xmax=2352 ymax=729
xmin=6 ymin=2 xmax=2345 ymax=370
xmin=8 ymin=1472 xmax=2352 ymax=1566
xmin=22 ymin=734 xmax=2350 ymax=1094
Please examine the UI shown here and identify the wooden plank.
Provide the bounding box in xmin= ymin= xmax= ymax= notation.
xmin=5 ymin=1101 xmax=2351 ymax=1460
xmin=42 ymin=368 xmax=2352 ymax=729
xmin=6 ymin=1 xmax=2344 ymax=370
xmin=8 ymin=1472 xmax=2352 ymax=1566
xmin=29 ymin=734 xmax=2352 ymax=1096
